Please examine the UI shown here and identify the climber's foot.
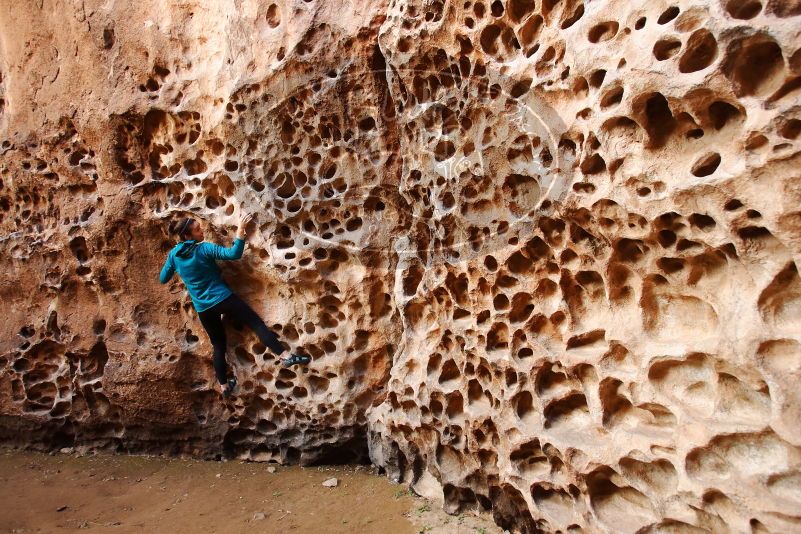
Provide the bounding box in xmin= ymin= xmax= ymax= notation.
xmin=222 ymin=376 xmax=238 ymax=398
xmin=282 ymin=353 xmax=311 ymax=367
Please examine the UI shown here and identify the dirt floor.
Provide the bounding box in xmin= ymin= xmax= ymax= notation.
xmin=0 ymin=448 xmax=503 ymax=534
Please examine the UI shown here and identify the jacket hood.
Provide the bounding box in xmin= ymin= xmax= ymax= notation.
xmin=176 ymin=240 xmax=201 ymax=259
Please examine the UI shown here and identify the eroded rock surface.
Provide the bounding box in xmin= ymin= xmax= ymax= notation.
xmin=1 ymin=0 xmax=800 ymax=532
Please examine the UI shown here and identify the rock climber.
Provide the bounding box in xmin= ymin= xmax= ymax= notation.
xmin=159 ymin=212 xmax=311 ymax=398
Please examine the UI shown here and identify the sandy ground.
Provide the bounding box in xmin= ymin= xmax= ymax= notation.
xmin=0 ymin=448 xmax=503 ymax=534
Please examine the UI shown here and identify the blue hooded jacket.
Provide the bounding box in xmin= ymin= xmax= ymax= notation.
xmin=159 ymin=238 xmax=245 ymax=312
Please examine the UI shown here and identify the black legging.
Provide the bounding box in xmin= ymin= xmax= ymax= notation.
xmin=197 ymin=293 xmax=286 ymax=384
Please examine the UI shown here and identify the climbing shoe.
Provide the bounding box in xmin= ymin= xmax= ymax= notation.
xmin=282 ymin=353 xmax=311 ymax=367
xmin=222 ymin=376 xmax=238 ymax=398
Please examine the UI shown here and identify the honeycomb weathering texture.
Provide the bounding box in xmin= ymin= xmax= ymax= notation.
xmin=0 ymin=0 xmax=800 ymax=532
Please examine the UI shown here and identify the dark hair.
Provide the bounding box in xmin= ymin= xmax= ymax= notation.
xmin=168 ymin=217 xmax=194 ymax=240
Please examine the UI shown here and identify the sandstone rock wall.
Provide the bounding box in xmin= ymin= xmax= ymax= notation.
xmin=1 ymin=0 xmax=800 ymax=532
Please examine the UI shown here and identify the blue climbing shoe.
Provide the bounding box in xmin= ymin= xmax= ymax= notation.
xmin=282 ymin=353 xmax=311 ymax=367
xmin=223 ymin=376 xmax=237 ymax=398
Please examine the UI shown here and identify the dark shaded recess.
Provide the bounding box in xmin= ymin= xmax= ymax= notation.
xmin=634 ymin=93 xmax=676 ymax=149
xmin=725 ymin=0 xmax=762 ymax=19
xmin=508 ymin=0 xmax=537 ymax=22
xmin=0 ymin=418 xmax=76 ymax=451
xmin=561 ymin=3 xmax=585 ymax=29
xmin=724 ymin=198 xmax=743 ymax=210
xmin=299 ymin=430 xmax=371 ymax=466
xmin=691 ymin=152 xmax=721 ymax=177
xmin=738 ymin=226 xmax=772 ymax=239
xmin=221 ymin=424 xmax=372 ymax=466
xmin=657 ymin=6 xmax=680 ymax=24
xmin=723 ymin=36 xmax=784 ymax=97
xmin=543 ymin=393 xmax=588 ymax=428
xmin=708 ymin=100 xmax=740 ymax=129
xmin=490 ymin=484 xmax=542 ymax=534
xmin=111 ymin=112 xmax=147 ymax=183
xmin=653 ymin=38 xmax=684 ymax=61
xmin=443 ymin=483 xmax=491 ymax=514
xmin=766 ymin=0 xmax=801 ymax=17
xmin=510 ymin=78 xmax=532 ymax=98
xmin=102 ymin=27 xmax=115 ymax=49
xmin=142 ymin=108 xmax=169 ymax=146
xmin=678 ymin=29 xmax=718 ymax=73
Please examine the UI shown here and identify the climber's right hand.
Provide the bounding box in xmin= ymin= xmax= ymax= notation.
xmin=236 ymin=212 xmax=254 ymax=239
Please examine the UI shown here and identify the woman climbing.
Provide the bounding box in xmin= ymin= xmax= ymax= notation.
xmin=159 ymin=212 xmax=311 ymax=398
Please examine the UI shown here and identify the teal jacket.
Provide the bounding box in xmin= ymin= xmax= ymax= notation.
xmin=159 ymin=238 xmax=245 ymax=312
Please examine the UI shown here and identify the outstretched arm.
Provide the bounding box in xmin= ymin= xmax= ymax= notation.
xmin=159 ymin=252 xmax=176 ymax=283
xmin=200 ymin=238 xmax=245 ymax=261
xmin=198 ymin=212 xmax=254 ymax=261
xmin=202 ymin=212 xmax=254 ymax=260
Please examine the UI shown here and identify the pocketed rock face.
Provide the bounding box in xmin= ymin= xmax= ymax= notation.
xmin=1 ymin=0 xmax=800 ymax=532
xmin=0 ymin=0 xmax=402 ymax=463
